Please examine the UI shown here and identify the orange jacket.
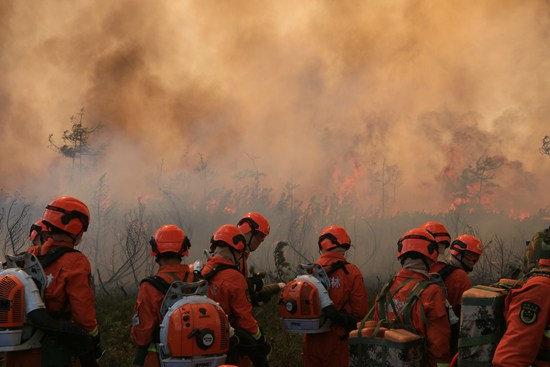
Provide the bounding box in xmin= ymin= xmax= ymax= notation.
xmin=430 ymin=261 xmax=472 ymax=316
xmin=317 ymin=252 xmax=369 ymax=326
xmin=302 ymin=252 xmax=368 ymax=367
xmin=29 ymin=239 xmax=98 ymax=333
xmin=201 ymin=257 xmax=259 ymax=335
xmin=375 ymin=269 xmax=451 ymax=367
xmin=131 ymin=264 xmax=195 ymax=347
xmin=493 ymin=272 xmax=550 ymax=367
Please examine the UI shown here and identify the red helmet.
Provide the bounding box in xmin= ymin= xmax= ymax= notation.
xmin=42 ymin=196 xmax=90 ymax=235
xmin=29 ymin=220 xmax=48 ymax=244
xmin=397 ymin=228 xmax=438 ymax=262
xmin=149 ymin=225 xmax=191 ymax=257
xmin=420 ymin=221 xmax=451 ymax=248
xmin=318 ymin=225 xmax=351 ymax=251
xmin=237 ymin=212 xmax=270 ymax=236
xmin=450 ymin=234 xmax=483 ymax=257
xmin=210 ymin=225 xmax=246 ymax=252
xmin=540 ymin=258 xmax=550 ymax=268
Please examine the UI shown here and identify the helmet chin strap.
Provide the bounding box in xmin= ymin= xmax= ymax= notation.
xmin=230 ymin=248 xmax=241 ymax=270
xmin=245 ymin=231 xmax=254 ymax=252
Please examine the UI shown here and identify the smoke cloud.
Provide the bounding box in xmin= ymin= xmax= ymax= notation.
xmin=1 ymin=0 xmax=549 ymax=214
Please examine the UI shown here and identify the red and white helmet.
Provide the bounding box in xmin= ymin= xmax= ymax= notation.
xmin=42 ymin=196 xmax=90 ymax=236
xmin=397 ymin=228 xmax=438 ymax=262
xmin=210 ymin=225 xmax=246 ymax=252
xmin=318 ymin=225 xmax=351 ymax=251
xmin=420 ymin=221 xmax=451 ymax=248
xmin=149 ymin=225 xmax=191 ymax=257
xmin=450 ymin=234 xmax=483 ymax=257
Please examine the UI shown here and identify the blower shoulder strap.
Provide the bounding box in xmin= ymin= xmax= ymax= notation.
xmin=401 ymin=279 xmax=437 ymax=332
xmin=203 ymin=263 xmax=240 ymax=281
xmin=437 ymin=264 xmax=459 ymax=280
xmin=141 ymin=271 xmax=200 ymax=295
xmin=37 ymin=246 xmax=80 ymax=269
xmin=141 ymin=276 xmax=171 ymax=295
xmin=325 ymin=260 xmax=349 ymax=275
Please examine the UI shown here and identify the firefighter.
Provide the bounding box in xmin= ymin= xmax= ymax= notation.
xmin=443 ymin=234 xmax=483 ymax=315
xmin=201 ymin=224 xmax=271 ymax=367
xmin=6 ymin=196 xmax=101 ymax=367
xmin=421 ymin=221 xmax=452 ymax=265
xmin=27 ymin=219 xmax=51 ymax=255
xmin=374 ymin=227 xmax=451 ymax=367
xmin=302 ymin=225 xmax=369 ymax=367
xmin=428 ymin=228 xmax=483 ymax=357
xmin=493 ymin=256 xmax=550 ymax=366
xmin=237 ymin=212 xmax=273 ymax=306
xmin=131 ymin=224 xmax=195 ymax=367
xmin=29 ymin=219 xmax=50 ymax=246
xmin=236 ymin=212 xmax=270 ymax=278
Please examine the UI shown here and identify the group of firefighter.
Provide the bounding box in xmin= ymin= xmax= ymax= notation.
xmin=2 ymin=195 xmax=549 ymax=367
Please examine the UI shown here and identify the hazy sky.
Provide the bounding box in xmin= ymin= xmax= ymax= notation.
xmin=1 ymin=0 xmax=549 ymax=215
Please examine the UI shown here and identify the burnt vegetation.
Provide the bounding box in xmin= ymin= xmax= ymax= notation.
xmin=0 ymin=125 xmax=548 ymax=365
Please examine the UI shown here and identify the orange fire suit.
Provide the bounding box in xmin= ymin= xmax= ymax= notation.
xmin=131 ymin=264 xmax=196 ymax=367
xmin=6 ymin=239 xmax=98 ymax=367
xmin=493 ymin=270 xmax=550 ymax=367
xmin=202 ymin=257 xmax=265 ymax=367
xmin=375 ymin=268 xmax=451 ymax=367
xmin=430 ymin=261 xmax=471 ymax=316
xmin=201 ymin=257 xmax=259 ymax=335
xmin=302 ymin=252 xmax=369 ymax=367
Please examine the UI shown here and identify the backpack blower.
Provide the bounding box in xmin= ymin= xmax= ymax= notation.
xmin=157 ymin=279 xmax=232 ymax=367
xmin=278 ymin=263 xmax=334 ymax=333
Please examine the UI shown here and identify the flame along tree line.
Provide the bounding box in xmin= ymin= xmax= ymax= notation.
xmin=0 ymin=110 xmax=547 ymax=294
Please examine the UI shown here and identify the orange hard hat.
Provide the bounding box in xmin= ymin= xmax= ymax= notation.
xmin=318 ymin=225 xmax=351 ymax=251
xmin=210 ymin=225 xmax=246 ymax=252
xmin=149 ymin=224 xmax=191 ymax=257
xmin=42 ymin=196 xmax=90 ymax=235
xmin=450 ymin=234 xmax=483 ymax=257
xmin=420 ymin=221 xmax=451 ymax=248
xmin=397 ymin=228 xmax=438 ymax=262
xmin=237 ymin=212 xmax=270 ymax=236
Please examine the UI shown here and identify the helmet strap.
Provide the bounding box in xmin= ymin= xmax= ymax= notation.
xmin=244 ymin=231 xmax=254 ymax=252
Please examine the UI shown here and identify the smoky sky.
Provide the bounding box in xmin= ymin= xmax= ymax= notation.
xmin=1 ymin=0 xmax=549 ymax=214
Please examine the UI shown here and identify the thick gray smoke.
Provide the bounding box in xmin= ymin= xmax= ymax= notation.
xmin=1 ymin=0 xmax=549 ymax=214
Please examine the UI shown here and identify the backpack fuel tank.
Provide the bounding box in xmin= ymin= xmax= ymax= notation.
xmin=0 ymin=253 xmax=46 ymax=351
xmin=457 ymin=284 xmax=509 ymax=366
xmin=158 ymin=280 xmax=231 ymax=367
xmin=278 ymin=263 xmax=333 ymax=334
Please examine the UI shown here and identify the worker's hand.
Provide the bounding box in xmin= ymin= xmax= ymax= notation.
xmin=323 ymin=306 xmax=357 ymax=332
xmin=246 ymin=272 xmax=265 ymax=294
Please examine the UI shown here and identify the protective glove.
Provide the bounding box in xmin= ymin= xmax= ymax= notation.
xmin=246 ymin=272 xmax=265 ymax=295
xmin=323 ymin=306 xmax=357 ymax=332
xmin=252 ymin=329 xmax=272 ymax=359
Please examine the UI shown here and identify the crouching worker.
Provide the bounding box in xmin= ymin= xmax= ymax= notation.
xmin=202 ymin=225 xmax=271 ymax=367
xmin=131 ymin=224 xmax=196 ymax=367
xmin=302 ymin=225 xmax=369 ymax=367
